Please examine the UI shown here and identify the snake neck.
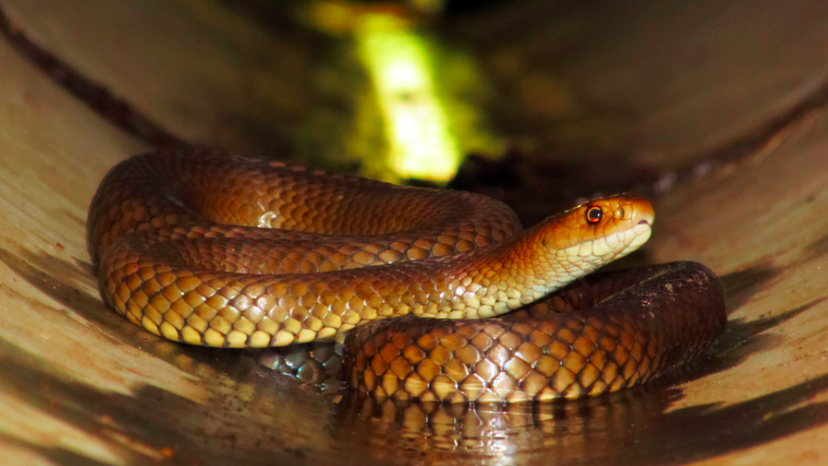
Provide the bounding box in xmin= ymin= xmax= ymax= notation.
xmin=455 ymin=213 xmax=649 ymax=317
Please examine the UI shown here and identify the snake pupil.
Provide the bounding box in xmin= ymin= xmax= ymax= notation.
xmin=586 ymin=207 xmax=602 ymax=223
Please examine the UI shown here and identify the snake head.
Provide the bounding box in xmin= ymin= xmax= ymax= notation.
xmin=535 ymin=193 xmax=655 ymax=267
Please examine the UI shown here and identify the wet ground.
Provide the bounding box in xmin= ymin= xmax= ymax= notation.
xmin=1 ymin=1 xmax=827 ymax=465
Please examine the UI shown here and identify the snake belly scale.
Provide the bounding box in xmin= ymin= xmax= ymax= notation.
xmin=87 ymin=151 xmax=726 ymax=402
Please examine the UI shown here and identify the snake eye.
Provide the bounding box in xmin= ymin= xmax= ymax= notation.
xmin=586 ymin=206 xmax=603 ymax=224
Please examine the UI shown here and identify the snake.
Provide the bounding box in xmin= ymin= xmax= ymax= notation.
xmin=87 ymin=150 xmax=727 ymax=403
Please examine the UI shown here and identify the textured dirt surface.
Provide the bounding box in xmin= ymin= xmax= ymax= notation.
xmin=1 ymin=1 xmax=827 ymax=465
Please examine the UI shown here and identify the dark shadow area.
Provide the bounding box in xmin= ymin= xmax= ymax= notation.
xmin=0 ymin=339 xmax=370 ymax=466
xmin=718 ymin=264 xmax=781 ymax=315
xmin=0 ymin=245 xmax=152 ymax=347
xmin=645 ymin=299 xmax=823 ymax=400
xmin=710 ymin=299 xmax=823 ymax=369
xmin=803 ymin=230 xmax=828 ymax=263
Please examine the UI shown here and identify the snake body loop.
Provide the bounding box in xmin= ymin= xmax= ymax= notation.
xmin=88 ymin=151 xmax=726 ymax=402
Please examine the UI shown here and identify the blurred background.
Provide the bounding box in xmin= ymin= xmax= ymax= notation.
xmin=5 ymin=0 xmax=827 ymax=220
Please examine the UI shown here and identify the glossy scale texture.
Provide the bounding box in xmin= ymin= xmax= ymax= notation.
xmin=87 ymin=151 xmax=726 ymax=401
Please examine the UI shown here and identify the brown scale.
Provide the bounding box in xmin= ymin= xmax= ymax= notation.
xmin=345 ymin=262 xmax=726 ymax=402
xmin=88 ymin=151 xmax=726 ymax=401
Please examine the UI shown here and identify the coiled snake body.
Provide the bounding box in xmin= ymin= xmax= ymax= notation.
xmin=88 ymin=151 xmax=726 ymax=402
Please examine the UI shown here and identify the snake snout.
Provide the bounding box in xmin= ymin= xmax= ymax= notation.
xmin=629 ymin=198 xmax=655 ymax=229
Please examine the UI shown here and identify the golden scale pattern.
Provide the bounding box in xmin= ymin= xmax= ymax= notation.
xmin=88 ymin=151 xmax=726 ymax=402
xmin=345 ymin=262 xmax=726 ymax=402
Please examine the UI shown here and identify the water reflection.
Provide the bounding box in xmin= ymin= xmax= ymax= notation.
xmin=333 ymin=386 xmax=671 ymax=464
xmin=332 ymin=371 xmax=828 ymax=466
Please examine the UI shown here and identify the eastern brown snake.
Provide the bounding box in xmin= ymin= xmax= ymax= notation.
xmin=87 ymin=151 xmax=726 ymax=402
